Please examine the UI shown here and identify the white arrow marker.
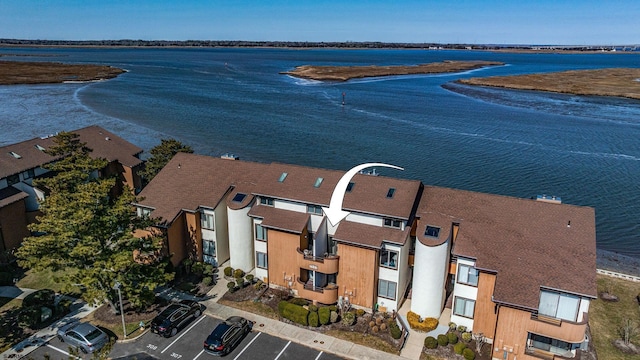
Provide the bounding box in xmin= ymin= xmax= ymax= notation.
xmin=323 ymin=163 xmax=404 ymax=226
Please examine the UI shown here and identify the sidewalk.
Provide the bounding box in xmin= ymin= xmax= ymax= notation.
xmin=0 ymin=286 xmax=98 ymax=360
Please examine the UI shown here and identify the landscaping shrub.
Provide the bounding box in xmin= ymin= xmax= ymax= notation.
xmin=454 ymin=342 xmax=466 ymax=354
xmin=448 ymin=332 xmax=459 ymax=344
xmin=341 ymin=312 xmax=356 ymax=326
xmin=204 ymin=264 xmax=214 ymax=275
xmin=56 ymin=299 xmax=73 ymax=315
xmin=308 ymin=311 xmax=319 ymax=327
xmin=369 ymin=321 xmax=376 ymax=328
xmin=308 ymin=304 xmax=318 ymax=312
xmin=236 ymin=278 xmax=245 ymax=288
xmin=224 ymin=267 xmax=233 ymax=277
xmin=0 ymin=272 xmax=13 ymax=286
xmin=191 ymin=261 xmax=204 ymax=276
xmin=437 ymin=334 xmax=449 ymax=346
xmin=356 ymin=308 xmax=365 ymax=317
xmin=289 ymin=297 xmax=308 ymax=306
xmin=380 ymin=323 xmax=387 ymax=331
xmin=461 ymin=332 xmax=472 ymax=343
xmin=181 ymin=258 xmax=193 ymax=273
xmin=330 ymin=310 xmax=339 ymax=323
xmin=233 ymin=269 xmax=245 ymax=278
xmin=202 ymin=276 xmax=212 ymax=286
xmin=424 ymin=336 xmax=438 ymax=349
xmin=246 ymin=274 xmax=254 ymax=283
xmin=449 ymin=321 xmax=457 ymax=331
xmin=254 ymin=280 xmax=264 ymax=289
xmin=389 ymin=321 xmax=402 ymax=339
xmin=278 ymin=301 xmax=309 ymax=326
xmin=23 ymin=289 xmax=55 ymax=308
xmin=407 ymin=311 xmax=438 ymax=332
xmin=375 ymin=317 xmax=383 ymax=325
xmin=318 ymin=307 xmax=331 ymax=325
xmin=372 ymin=325 xmax=379 ymax=333
xmin=328 ymin=305 xmax=337 ymax=312
xmin=18 ymin=306 xmax=42 ymax=327
xmin=457 ymin=325 xmax=467 ymax=333
xmin=227 ymin=282 xmax=236 ymax=292
xmin=463 ymin=348 xmax=476 ymax=360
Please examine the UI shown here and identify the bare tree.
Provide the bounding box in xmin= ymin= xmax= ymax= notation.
xmin=472 ymin=332 xmax=487 ymax=355
xmin=619 ymin=318 xmax=639 ymax=345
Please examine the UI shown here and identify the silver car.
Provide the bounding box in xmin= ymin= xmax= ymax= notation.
xmin=57 ymin=321 xmax=110 ymax=353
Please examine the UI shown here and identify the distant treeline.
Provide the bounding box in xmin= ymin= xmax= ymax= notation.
xmin=0 ymin=39 xmax=637 ymax=51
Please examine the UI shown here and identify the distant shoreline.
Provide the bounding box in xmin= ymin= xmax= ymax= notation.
xmin=282 ymin=60 xmax=504 ymax=81
xmin=458 ymin=68 xmax=640 ymax=100
xmin=0 ymin=61 xmax=125 ymax=85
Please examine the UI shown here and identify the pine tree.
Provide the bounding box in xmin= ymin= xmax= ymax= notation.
xmin=140 ymin=138 xmax=193 ymax=186
xmin=16 ymin=132 xmax=173 ymax=312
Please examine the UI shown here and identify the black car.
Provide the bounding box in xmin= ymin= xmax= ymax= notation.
xmin=150 ymin=299 xmax=203 ymax=337
xmin=203 ymin=316 xmax=253 ymax=356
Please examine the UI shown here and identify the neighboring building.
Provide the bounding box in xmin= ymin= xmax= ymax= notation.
xmin=135 ymin=152 xmax=597 ymax=359
xmin=0 ymin=125 xmax=144 ymax=251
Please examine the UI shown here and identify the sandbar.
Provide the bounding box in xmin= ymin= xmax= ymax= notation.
xmin=282 ymin=60 xmax=504 ymax=81
xmin=458 ymin=68 xmax=640 ymax=100
xmin=0 ymin=61 xmax=125 ymax=85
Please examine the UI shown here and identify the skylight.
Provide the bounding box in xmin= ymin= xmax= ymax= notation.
xmin=232 ymin=193 xmax=247 ymax=203
xmin=278 ymin=172 xmax=288 ymax=182
xmin=386 ymin=188 xmax=396 ymax=198
xmin=346 ymin=182 xmax=355 ymax=192
xmin=314 ymin=177 xmax=323 ymax=188
xmin=425 ymin=226 xmax=440 ymax=238
xmin=8 ymin=151 xmax=21 ymax=159
xmin=34 ymin=144 xmax=46 ymax=151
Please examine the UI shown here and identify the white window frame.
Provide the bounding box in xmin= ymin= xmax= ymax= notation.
xmin=260 ymin=197 xmax=274 ymax=206
xmin=201 ymin=212 xmax=215 ymax=230
xmin=307 ymin=204 xmax=323 ymax=215
xmin=453 ymin=296 xmax=475 ymax=319
xmin=383 ymin=218 xmax=401 ymax=229
xmin=538 ymin=290 xmax=581 ymax=321
xmin=457 ymin=264 xmax=479 ymax=287
xmin=378 ymin=279 xmax=397 ymax=300
xmin=255 ymin=224 xmax=267 ymax=241
xmin=256 ymin=251 xmax=268 ymax=269
xmin=380 ymin=249 xmax=399 ymax=270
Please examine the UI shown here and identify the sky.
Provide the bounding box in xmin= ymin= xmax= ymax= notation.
xmin=1 ymin=0 xmax=638 ymax=45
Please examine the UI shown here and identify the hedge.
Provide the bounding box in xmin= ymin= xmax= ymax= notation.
xmin=454 ymin=342 xmax=466 ymax=354
xmin=389 ymin=321 xmax=402 ymax=339
xmin=463 ymin=348 xmax=476 ymax=360
xmin=447 ymin=332 xmax=459 ymax=344
xmin=233 ymin=269 xmax=245 ymax=278
xmin=424 ymin=336 xmax=438 ymax=349
xmin=318 ymin=307 xmax=331 ymax=325
xmin=224 ymin=267 xmax=233 ymax=277
xmin=278 ymin=301 xmax=309 ymax=326
xmin=437 ymin=334 xmax=449 ymax=346
xmin=406 ymin=311 xmax=438 ymax=332
xmin=308 ymin=304 xmax=318 ymax=312
xmin=308 ymin=311 xmax=319 ymax=327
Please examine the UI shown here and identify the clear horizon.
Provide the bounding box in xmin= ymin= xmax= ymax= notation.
xmin=1 ymin=1 xmax=639 ymax=46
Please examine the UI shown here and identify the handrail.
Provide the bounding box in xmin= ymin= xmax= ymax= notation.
xmin=296 ymin=247 xmax=340 ymax=263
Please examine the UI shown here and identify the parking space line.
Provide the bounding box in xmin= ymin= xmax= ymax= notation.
xmin=274 ymin=340 xmax=291 ymax=360
xmin=192 ymin=349 xmax=205 ymax=360
xmin=315 ymin=351 xmax=324 ymax=360
xmin=161 ymin=315 xmax=207 ymax=353
xmin=232 ymin=331 xmax=261 ymax=360
xmin=45 ymin=344 xmax=80 ymax=359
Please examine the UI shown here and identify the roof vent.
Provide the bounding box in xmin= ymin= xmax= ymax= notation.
xmin=35 ymin=144 xmax=46 ymax=151
xmin=105 ymin=137 xmax=110 ymax=141
xmin=221 ymin=153 xmax=239 ymax=160
xmin=314 ymin=177 xmax=323 ymax=188
xmin=9 ymin=151 xmax=22 ymax=159
xmin=536 ymin=194 xmax=562 ymax=204
xmin=278 ymin=172 xmax=288 ymax=182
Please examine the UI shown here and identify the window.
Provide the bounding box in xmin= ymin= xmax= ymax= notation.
xmin=256 ymin=252 xmax=268 ymax=269
xmin=278 ymin=172 xmax=288 ymax=182
xmin=260 ymin=197 xmax=274 ymax=206
xmin=35 ymin=144 xmax=46 ymax=151
xmin=538 ymin=290 xmax=581 ymax=321
xmin=453 ymin=297 xmax=475 ymax=318
xmin=425 ymin=225 xmax=440 ymax=238
xmin=346 ymin=182 xmax=355 ymax=192
xmin=313 ymin=177 xmax=323 ymax=188
xmin=7 ymin=174 xmax=19 ymax=186
xmin=203 ymin=239 xmax=216 ymax=265
xmin=23 ymin=169 xmax=35 ymax=180
xmin=528 ymin=333 xmax=580 ymax=355
xmin=201 ymin=212 xmax=214 ymax=230
xmin=232 ymin=193 xmax=247 ymax=202
xmin=307 ymin=204 xmax=323 ymax=215
xmin=386 ymin=188 xmax=396 ymax=198
xmin=378 ymin=279 xmax=397 ymax=300
xmin=380 ymin=248 xmax=399 ymax=269
xmin=384 ymin=218 xmax=401 ymax=228
xmin=457 ymin=264 xmax=479 ymax=286
xmin=136 ymin=207 xmax=152 ymax=218
xmin=255 ymin=224 xmax=267 ymax=241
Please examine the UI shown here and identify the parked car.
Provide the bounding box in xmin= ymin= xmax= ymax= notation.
xmin=150 ymin=299 xmax=203 ymax=337
xmin=57 ymin=321 xmax=110 ymax=354
xmin=203 ymin=316 xmax=253 ymax=356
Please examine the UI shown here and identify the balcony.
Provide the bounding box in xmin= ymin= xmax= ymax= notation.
xmin=296 ymin=248 xmax=339 ymax=274
xmin=524 ymin=347 xmax=580 ymax=360
xmin=529 ymin=312 xmax=588 ymax=343
xmin=295 ymin=278 xmax=339 ymax=304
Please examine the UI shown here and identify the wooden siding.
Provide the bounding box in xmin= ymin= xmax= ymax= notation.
xmin=336 ymin=244 xmax=378 ymax=309
xmin=474 ymin=272 xmax=497 ymax=338
xmin=184 ymin=212 xmax=202 ymax=261
xmin=0 ymin=200 xmax=29 ymax=250
xmin=167 ymin=214 xmax=187 ymax=266
xmin=267 ymin=228 xmax=305 ymax=290
xmin=494 ymin=306 xmax=587 ymax=360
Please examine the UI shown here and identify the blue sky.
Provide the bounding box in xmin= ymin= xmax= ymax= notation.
xmin=1 ymin=1 xmax=638 ymax=45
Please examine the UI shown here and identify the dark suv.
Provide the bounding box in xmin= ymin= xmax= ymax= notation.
xmin=150 ymin=299 xmax=203 ymax=337
xmin=203 ymin=316 xmax=253 ymax=356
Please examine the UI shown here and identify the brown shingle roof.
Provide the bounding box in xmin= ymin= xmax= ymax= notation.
xmin=0 ymin=125 xmax=143 ymax=179
xmin=136 ymin=153 xmax=268 ymax=224
xmin=417 ymin=186 xmax=597 ymax=309
xmin=0 ymin=186 xmax=28 ymax=208
xmin=333 ymin=220 xmax=411 ymax=249
xmin=248 ymin=205 xmax=310 ymax=234
xmin=252 ymin=163 xmax=421 ymax=220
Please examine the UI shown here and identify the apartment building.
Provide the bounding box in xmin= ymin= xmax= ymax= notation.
xmin=0 ymin=125 xmax=144 ymax=251
xmin=135 ymin=152 xmax=596 ymax=359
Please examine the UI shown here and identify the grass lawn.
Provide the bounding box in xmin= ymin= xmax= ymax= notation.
xmin=324 ymin=329 xmax=400 ymax=354
xmin=0 ymin=297 xmax=25 ymax=352
xmin=15 ymin=268 xmax=80 ymax=296
xmin=217 ymin=298 xmax=279 ymax=320
xmin=589 ymin=275 xmax=640 ymax=360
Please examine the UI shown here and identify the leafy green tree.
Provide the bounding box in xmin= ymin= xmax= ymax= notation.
xmin=140 ymin=138 xmax=193 ymax=186
xmin=16 ymin=132 xmax=173 ymax=313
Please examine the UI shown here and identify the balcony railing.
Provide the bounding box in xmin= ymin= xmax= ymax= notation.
xmin=296 ymin=248 xmax=339 ymax=274
xmin=531 ymin=313 xmax=563 ymax=326
xmin=525 ymin=347 xmax=556 ymax=360
xmin=528 ymin=312 xmax=588 ymax=344
xmin=295 ymin=278 xmax=339 ymax=304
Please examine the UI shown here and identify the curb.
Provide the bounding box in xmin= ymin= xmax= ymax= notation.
xmin=115 ymin=328 xmax=151 ymax=344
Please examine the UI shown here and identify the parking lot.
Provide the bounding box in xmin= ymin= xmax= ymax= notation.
xmin=29 ymin=314 xmax=345 ymax=360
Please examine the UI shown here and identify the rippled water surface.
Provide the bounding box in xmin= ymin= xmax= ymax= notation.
xmin=1 ymin=48 xmax=639 ymax=258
